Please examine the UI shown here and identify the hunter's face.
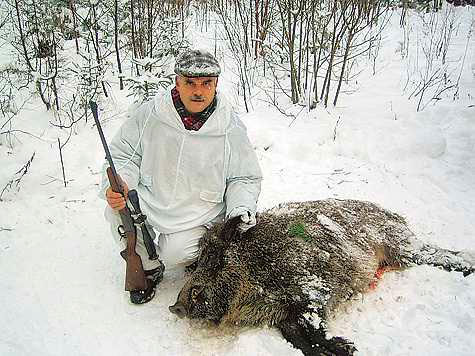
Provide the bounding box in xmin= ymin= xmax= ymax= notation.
xmin=176 ymin=76 xmax=218 ymax=114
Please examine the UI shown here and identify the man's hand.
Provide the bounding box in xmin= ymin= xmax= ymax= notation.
xmin=238 ymin=211 xmax=256 ymax=232
xmin=106 ymin=176 xmax=129 ymax=211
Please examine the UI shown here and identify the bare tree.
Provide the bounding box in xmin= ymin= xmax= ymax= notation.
xmin=405 ymin=4 xmax=460 ymax=111
xmin=114 ymin=0 xmax=124 ymax=90
xmin=12 ymin=0 xmax=60 ymax=110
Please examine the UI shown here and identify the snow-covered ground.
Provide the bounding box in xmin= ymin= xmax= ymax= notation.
xmin=1 ymin=5 xmax=475 ymax=356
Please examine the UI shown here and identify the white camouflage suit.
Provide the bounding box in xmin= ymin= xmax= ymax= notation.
xmin=101 ymin=90 xmax=262 ymax=270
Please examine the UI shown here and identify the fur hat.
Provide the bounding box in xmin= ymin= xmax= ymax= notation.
xmin=174 ymin=49 xmax=221 ymax=77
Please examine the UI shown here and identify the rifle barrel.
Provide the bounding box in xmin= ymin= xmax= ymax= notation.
xmin=89 ymin=101 xmax=119 ymax=179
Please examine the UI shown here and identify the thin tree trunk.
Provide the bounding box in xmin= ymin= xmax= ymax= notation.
xmin=51 ymin=30 xmax=59 ymax=110
xmin=70 ymin=0 xmax=79 ymax=54
xmin=91 ymin=3 xmax=108 ymax=97
xmin=114 ymin=0 xmax=124 ymax=90
xmin=148 ymin=0 xmax=153 ymax=58
xmin=255 ymin=0 xmax=259 ymax=58
xmin=14 ymin=0 xmax=34 ymax=71
xmin=334 ymin=32 xmax=354 ymax=106
xmin=130 ymin=0 xmax=139 ymax=75
xmin=58 ymin=138 xmax=67 ymax=187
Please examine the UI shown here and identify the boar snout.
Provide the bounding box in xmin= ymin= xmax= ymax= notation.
xmin=169 ymin=302 xmax=186 ymax=318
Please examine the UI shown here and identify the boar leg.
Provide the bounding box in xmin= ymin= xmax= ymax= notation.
xmin=406 ymin=239 xmax=475 ymax=277
xmin=277 ymin=314 xmax=356 ymax=356
xmin=184 ymin=260 xmax=198 ymax=275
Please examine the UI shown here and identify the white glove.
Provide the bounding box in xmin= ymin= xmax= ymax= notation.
xmin=238 ymin=211 xmax=257 ymax=232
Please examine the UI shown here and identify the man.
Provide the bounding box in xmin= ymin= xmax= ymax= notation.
xmin=102 ymin=49 xmax=262 ymax=304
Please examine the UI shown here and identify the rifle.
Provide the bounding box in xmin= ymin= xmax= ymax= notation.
xmin=90 ymin=101 xmax=158 ymax=292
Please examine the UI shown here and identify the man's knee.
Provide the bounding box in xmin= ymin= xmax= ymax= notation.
xmin=159 ymin=244 xmax=196 ymax=267
xmin=158 ymin=227 xmax=206 ymax=268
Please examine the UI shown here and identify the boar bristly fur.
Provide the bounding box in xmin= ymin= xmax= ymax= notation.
xmin=170 ymin=199 xmax=475 ymax=356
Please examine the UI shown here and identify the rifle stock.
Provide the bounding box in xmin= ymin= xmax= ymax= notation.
xmin=107 ymin=168 xmax=147 ymax=291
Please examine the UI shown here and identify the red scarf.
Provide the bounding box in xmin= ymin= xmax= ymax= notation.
xmin=171 ymin=87 xmax=217 ymax=131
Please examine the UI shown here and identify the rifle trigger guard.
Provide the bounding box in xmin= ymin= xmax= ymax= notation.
xmin=117 ymin=225 xmax=126 ymax=238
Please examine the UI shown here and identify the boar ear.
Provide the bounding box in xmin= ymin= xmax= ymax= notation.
xmin=191 ymin=285 xmax=205 ymax=303
xmin=221 ymin=216 xmax=242 ymax=241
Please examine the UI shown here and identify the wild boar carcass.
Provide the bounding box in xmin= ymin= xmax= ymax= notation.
xmin=169 ymin=199 xmax=474 ymax=356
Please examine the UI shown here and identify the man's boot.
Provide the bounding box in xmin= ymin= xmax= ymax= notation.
xmin=129 ymin=261 xmax=165 ymax=304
